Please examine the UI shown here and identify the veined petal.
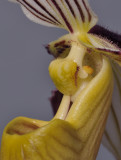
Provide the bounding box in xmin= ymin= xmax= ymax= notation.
xmin=87 ymin=33 xmax=121 ymax=66
xmin=77 ymin=25 xmax=121 ymax=66
xmin=10 ymin=0 xmax=98 ymax=33
xmin=102 ymin=63 xmax=121 ymax=160
xmin=88 ymin=25 xmax=121 ymax=66
xmin=0 ymin=117 xmax=82 ymax=160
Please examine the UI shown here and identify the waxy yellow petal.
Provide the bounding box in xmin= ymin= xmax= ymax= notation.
xmin=102 ymin=63 xmax=121 ymax=160
xmin=0 ymin=56 xmax=113 ymax=160
xmin=1 ymin=117 xmax=82 ymax=160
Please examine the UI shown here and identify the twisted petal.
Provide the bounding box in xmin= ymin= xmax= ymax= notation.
xmin=87 ymin=34 xmax=121 ymax=66
xmin=87 ymin=25 xmax=121 ymax=66
xmin=10 ymin=0 xmax=98 ymax=33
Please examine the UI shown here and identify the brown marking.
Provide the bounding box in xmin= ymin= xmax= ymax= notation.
xmin=75 ymin=66 xmax=80 ymax=87
xmin=54 ymin=40 xmax=66 ymax=47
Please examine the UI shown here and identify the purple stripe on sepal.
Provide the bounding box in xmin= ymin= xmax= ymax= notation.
xmin=17 ymin=0 xmax=54 ymax=24
xmin=33 ymin=0 xmax=61 ymax=24
xmin=74 ymin=0 xmax=85 ymax=22
xmin=65 ymin=0 xmax=76 ymax=18
xmin=50 ymin=0 xmax=74 ymax=33
xmin=20 ymin=0 xmax=57 ymax=24
xmin=82 ymin=0 xmax=91 ymax=22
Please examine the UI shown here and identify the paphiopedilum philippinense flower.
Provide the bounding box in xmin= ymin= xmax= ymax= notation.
xmin=0 ymin=0 xmax=121 ymax=160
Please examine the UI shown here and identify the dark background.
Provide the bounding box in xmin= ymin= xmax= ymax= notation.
xmin=1 ymin=0 xmax=121 ymax=159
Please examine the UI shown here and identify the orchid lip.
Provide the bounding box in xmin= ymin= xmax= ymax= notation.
xmin=6 ymin=119 xmax=39 ymax=135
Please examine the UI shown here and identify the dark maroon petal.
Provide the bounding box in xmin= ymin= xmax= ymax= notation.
xmin=87 ymin=32 xmax=121 ymax=66
xmin=49 ymin=90 xmax=63 ymax=115
xmin=89 ymin=25 xmax=121 ymax=48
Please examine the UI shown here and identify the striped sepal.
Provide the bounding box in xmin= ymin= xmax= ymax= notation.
xmin=11 ymin=0 xmax=98 ymax=33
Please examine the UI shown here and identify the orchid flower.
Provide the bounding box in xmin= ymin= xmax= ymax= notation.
xmin=0 ymin=0 xmax=121 ymax=160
